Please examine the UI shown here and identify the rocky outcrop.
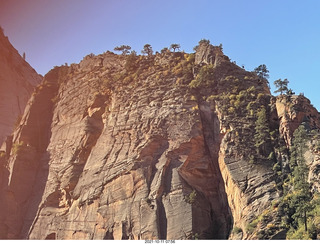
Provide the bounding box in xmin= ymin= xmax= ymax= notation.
xmin=276 ymin=95 xmax=320 ymax=146
xmin=194 ymin=41 xmax=226 ymax=67
xmin=1 ymin=40 xmax=320 ymax=240
xmin=1 ymin=50 xmax=234 ymax=239
xmin=276 ymin=94 xmax=320 ymax=193
xmin=0 ymin=28 xmax=41 ymax=145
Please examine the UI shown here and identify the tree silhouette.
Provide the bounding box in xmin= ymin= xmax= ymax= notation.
xmin=274 ymin=78 xmax=289 ymax=95
xmin=114 ymin=45 xmax=131 ymax=55
xmin=170 ymin=43 xmax=180 ymax=52
xmin=141 ymin=44 xmax=153 ymax=56
xmin=254 ymin=64 xmax=269 ymax=80
xmin=125 ymin=51 xmax=138 ymax=71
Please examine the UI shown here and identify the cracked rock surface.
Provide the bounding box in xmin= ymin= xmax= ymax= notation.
xmin=1 ymin=42 xmax=320 ymax=240
xmin=0 ymin=30 xmax=41 ymax=145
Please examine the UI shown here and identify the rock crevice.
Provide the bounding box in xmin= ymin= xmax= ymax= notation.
xmin=1 ymin=41 xmax=320 ymax=240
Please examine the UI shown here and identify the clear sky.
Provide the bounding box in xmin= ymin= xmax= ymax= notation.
xmin=1 ymin=0 xmax=320 ymax=110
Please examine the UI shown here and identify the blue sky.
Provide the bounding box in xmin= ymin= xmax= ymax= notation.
xmin=1 ymin=0 xmax=320 ymax=109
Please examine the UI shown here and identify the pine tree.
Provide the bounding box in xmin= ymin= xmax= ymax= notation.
xmin=274 ymin=78 xmax=289 ymax=95
xmin=288 ymin=125 xmax=314 ymax=234
xmin=254 ymin=107 xmax=271 ymax=157
xmin=124 ymin=51 xmax=138 ymax=71
xmin=114 ymin=45 xmax=131 ymax=55
xmin=170 ymin=43 xmax=180 ymax=52
xmin=254 ymin=64 xmax=269 ymax=80
xmin=141 ymin=44 xmax=153 ymax=56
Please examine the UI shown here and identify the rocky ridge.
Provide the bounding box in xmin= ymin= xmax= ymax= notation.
xmin=0 ymin=40 xmax=320 ymax=240
xmin=0 ymin=28 xmax=41 ymax=145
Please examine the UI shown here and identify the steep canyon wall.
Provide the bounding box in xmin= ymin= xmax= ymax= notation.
xmin=1 ymin=41 xmax=320 ymax=240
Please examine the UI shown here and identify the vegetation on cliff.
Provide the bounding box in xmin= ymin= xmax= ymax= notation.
xmin=90 ymin=40 xmax=320 ymax=239
xmin=2 ymin=38 xmax=320 ymax=240
xmin=280 ymin=125 xmax=320 ymax=239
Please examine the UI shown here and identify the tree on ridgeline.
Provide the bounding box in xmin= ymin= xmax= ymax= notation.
xmin=274 ymin=78 xmax=289 ymax=95
xmin=125 ymin=50 xmax=138 ymax=71
xmin=141 ymin=44 xmax=153 ymax=56
xmin=114 ymin=45 xmax=131 ymax=55
xmin=254 ymin=64 xmax=269 ymax=80
xmin=170 ymin=43 xmax=180 ymax=52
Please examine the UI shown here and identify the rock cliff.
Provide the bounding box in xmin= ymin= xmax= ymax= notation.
xmin=0 ymin=28 xmax=41 ymax=145
xmin=1 ymin=40 xmax=320 ymax=240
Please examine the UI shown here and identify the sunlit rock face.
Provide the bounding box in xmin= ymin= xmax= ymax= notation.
xmin=1 ymin=41 xmax=319 ymax=240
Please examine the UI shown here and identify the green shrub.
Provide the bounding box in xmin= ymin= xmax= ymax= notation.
xmin=12 ymin=141 xmax=26 ymax=156
xmin=246 ymin=218 xmax=259 ymax=234
xmin=232 ymin=226 xmax=243 ymax=234
xmin=286 ymin=226 xmax=311 ymax=240
xmin=189 ymin=64 xmax=215 ymax=88
xmin=184 ymin=190 xmax=197 ymax=204
xmin=125 ymin=51 xmax=138 ymax=71
xmin=187 ymin=232 xmax=200 ymax=240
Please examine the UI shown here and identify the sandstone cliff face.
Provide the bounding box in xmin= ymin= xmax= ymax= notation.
xmin=0 ymin=29 xmax=41 ymax=145
xmin=276 ymin=95 xmax=320 ymax=146
xmin=0 ymin=29 xmax=41 ymax=238
xmin=276 ymin=95 xmax=320 ymax=192
xmin=1 ymin=42 xmax=319 ymax=240
xmin=1 ymin=50 xmax=233 ymax=239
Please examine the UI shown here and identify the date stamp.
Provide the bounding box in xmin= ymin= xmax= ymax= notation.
xmin=145 ymin=240 xmax=175 ymax=244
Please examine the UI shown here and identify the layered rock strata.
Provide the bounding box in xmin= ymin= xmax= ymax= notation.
xmin=1 ymin=42 xmax=319 ymax=240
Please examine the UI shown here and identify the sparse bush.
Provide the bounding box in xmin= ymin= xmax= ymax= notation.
xmin=189 ymin=64 xmax=215 ymax=89
xmin=193 ymin=39 xmax=210 ymax=51
xmin=246 ymin=218 xmax=259 ymax=234
xmin=232 ymin=226 xmax=243 ymax=234
xmin=184 ymin=190 xmax=197 ymax=204
xmin=12 ymin=141 xmax=26 ymax=156
xmin=187 ymin=232 xmax=199 ymax=240
xmin=125 ymin=51 xmax=138 ymax=71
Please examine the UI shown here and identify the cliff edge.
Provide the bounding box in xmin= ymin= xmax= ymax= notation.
xmin=0 ymin=40 xmax=319 ymax=240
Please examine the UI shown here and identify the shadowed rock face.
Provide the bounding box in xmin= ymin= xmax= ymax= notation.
xmin=0 ymin=30 xmax=41 ymax=238
xmin=0 ymin=50 xmax=233 ymax=240
xmin=0 ymin=29 xmax=41 ymax=146
xmin=0 ymin=42 xmax=319 ymax=240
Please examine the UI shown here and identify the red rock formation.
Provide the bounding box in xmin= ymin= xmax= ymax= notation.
xmin=1 ymin=40 xmax=320 ymax=240
xmin=0 ymin=29 xmax=41 ymax=145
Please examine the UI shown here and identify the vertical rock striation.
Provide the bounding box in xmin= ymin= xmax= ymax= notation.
xmin=0 ymin=28 xmax=41 ymax=145
xmin=0 ymin=28 xmax=41 ymax=238
xmin=1 ymin=41 xmax=320 ymax=240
